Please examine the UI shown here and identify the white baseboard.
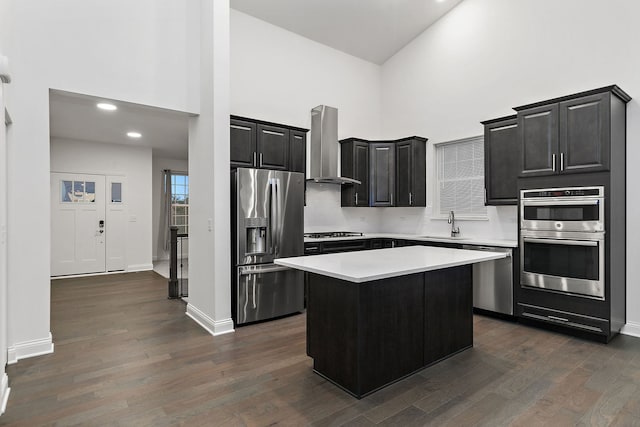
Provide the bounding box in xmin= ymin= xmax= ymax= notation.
xmin=7 ymin=332 xmax=54 ymax=364
xmin=127 ymin=263 xmax=154 ymax=272
xmin=621 ymin=321 xmax=640 ymax=338
xmin=0 ymin=373 xmax=9 ymax=415
xmin=186 ymin=304 xmax=235 ymax=336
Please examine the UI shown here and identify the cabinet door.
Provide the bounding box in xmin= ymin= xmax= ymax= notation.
xmin=257 ymin=124 xmax=289 ymax=170
xmin=518 ymin=104 xmax=558 ymax=177
xmin=230 ymin=119 xmax=257 ymax=168
xmin=484 ymin=117 xmax=519 ymax=205
xmin=353 ymin=142 xmax=370 ymax=206
xmin=370 ymin=143 xmax=395 ymax=207
xmin=559 ymin=92 xmax=610 ymax=173
xmin=289 ymin=130 xmax=307 ymax=173
xmin=396 ymin=139 xmax=426 ymax=207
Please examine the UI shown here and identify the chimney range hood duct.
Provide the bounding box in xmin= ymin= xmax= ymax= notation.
xmin=308 ymin=105 xmax=361 ymax=185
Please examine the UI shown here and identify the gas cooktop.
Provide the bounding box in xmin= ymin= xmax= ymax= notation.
xmin=304 ymin=231 xmax=364 ymax=239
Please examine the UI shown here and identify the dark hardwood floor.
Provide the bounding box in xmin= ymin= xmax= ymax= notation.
xmin=2 ymin=271 xmax=640 ymax=426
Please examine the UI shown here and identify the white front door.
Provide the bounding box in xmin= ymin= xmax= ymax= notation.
xmin=51 ymin=173 xmax=106 ymax=276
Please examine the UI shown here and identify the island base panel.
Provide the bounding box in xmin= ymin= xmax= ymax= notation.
xmin=307 ymin=265 xmax=473 ymax=398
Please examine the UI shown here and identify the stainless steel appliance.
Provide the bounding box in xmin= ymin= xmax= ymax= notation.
xmin=307 ymin=105 xmax=360 ymax=185
xmin=520 ymin=186 xmax=605 ymax=299
xmin=232 ymin=168 xmax=305 ymax=325
xmin=462 ymin=245 xmax=513 ymax=315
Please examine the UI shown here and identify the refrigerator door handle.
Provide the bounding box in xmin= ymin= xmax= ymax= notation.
xmin=268 ymin=179 xmax=275 ymax=254
xmin=274 ymin=178 xmax=282 ymax=255
xmin=238 ymin=265 xmax=291 ymax=275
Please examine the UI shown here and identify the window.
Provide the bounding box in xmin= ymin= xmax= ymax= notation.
xmin=435 ymin=136 xmax=486 ymax=218
xmin=61 ymin=180 xmax=96 ymax=203
xmin=171 ymin=174 xmax=189 ymax=234
xmin=111 ymin=182 xmax=122 ymax=203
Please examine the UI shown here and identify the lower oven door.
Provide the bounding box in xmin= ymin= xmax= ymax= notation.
xmin=520 ymin=231 xmax=604 ymax=299
xmin=236 ymin=264 xmax=304 ymax=325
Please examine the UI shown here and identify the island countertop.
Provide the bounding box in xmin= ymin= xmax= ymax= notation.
xmin=275 ymin=245 xmax=507 ymax=283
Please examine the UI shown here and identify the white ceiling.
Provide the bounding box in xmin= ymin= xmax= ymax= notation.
xmin=49 ymin=90 xmax=191 ymax=160
xmin=231 ymin=0 xmax=465 ymax=64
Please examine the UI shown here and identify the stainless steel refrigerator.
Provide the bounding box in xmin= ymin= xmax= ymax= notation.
xmin=231 ymin=168 xmax=305 ymax=325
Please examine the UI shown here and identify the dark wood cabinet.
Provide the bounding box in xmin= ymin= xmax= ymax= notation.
xmin=230 ymin=118 xmax=257 ymax=168
xmin=340 ymin=139 xmax=370 ymax=207
xmin=559 ymin=92 xmax=610 ymax=173
xmin=515 ymin=86 xmax=630 ymax=178
xmin=257 ymin=124 xmax=289 ymax=170
xmin=518 ymin=104 xmax=558 ymax=177
xmin=289 ymin=130 xmax=306 ymax=173
xmin=395 ymin=138 xmax=427 ymax=207
xmin=369 ymin=142 xmax=395 ymax=207
xmin=340 ymin=136 xmax=427 ymax=207
xmin=482 ymin=115 xmax=519 ymax=205
xmin=230 ymin=115 xmax=308 ymax=173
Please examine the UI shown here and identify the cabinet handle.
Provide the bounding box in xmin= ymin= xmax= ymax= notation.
xmin=409 ymin=192 xmax=413 ymax=206
xmin=253 ymin=152 xmax=257 ymax=167
xmin=560 ymin=152 xmax=564 ymax=172
xmin=355 ymin=193 xmax=358 ymax=205
xmin=259 ymin=153 xmax=263 ymax=167
xmin=552 ymin=154 xmax=556 ymax=172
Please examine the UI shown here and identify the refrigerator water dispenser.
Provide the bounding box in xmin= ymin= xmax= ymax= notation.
xmin=245 ymin=217 xmax=268 ymax=255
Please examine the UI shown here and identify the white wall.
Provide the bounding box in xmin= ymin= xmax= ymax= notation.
xmin=2 ymin=0 xmax=199 ymax=360
xmin=51 ymin=139 xmax=153 ymax=271
xmin=185 ymin=0 xmax=234 ymax=336
xmin=152 ymin=157 xmax=189 ymax=261
xmin=380 ymin=0 xmax=640 ymax=334
xmin=230 ymin=10 xmax=384 ymax=231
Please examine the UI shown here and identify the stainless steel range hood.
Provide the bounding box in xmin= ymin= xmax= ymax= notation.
xmin=308 ymin=105 xmax=361 ymax=185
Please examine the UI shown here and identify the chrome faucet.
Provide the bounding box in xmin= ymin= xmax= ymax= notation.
xmin=448 ymin=210 xmax=460 ymax=237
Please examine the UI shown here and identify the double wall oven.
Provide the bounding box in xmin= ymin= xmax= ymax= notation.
xmin=520 ymin=186 xmax=605 ymax=300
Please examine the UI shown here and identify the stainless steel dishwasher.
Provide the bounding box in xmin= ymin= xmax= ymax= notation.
xmin=461 ymin=245 xmax=513 ymax=315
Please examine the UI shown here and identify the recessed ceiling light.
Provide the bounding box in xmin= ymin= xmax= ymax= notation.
xmin=127 ymin=131 xmax=142 ymax=139
xmin=97 ymin=102 xmax=117 ymax=111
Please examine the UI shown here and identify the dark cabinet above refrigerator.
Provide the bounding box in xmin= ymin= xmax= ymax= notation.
xmin=230 ymin=115 xmax=308 ymax=173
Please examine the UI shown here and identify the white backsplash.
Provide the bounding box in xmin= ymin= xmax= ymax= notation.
xmin=304 ymin=183 xmax=381 ymax=233
xmin=304 ymin=184 xmax=518 ymax=240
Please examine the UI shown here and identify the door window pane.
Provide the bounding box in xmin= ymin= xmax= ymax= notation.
xmin=111 ymin=182 xmax=122 ymax=203
xmin=61 ymin=180 xmax=72 ymax=202
xmin=73 ymin=181 xmax=85 ymax=202
xmin=85 ymin=181 xmax=96 ymax=202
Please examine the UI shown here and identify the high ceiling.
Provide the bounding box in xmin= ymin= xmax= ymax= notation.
xmin=49 ymin=2 xmax=462 ymax=157
xmin=231 ymin=0 xmax=465 ymax=64
xmin=49 ymin=90 xmax=191 ymax=160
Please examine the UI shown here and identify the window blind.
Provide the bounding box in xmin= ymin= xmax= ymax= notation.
xmin=436 ymin=137 xmax=486 ymax=217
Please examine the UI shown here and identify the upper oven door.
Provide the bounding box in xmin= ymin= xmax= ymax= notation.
xmin=520 ymin=231 xmax=604 ymax=299
xmin=521 ymin=198 xmax=604 ymax=232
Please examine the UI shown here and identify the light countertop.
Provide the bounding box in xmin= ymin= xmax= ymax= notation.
xmin=303 ymin=233 xmax=517 ymax=248
xmin=275 ymin=245 xmax=507 ymax=283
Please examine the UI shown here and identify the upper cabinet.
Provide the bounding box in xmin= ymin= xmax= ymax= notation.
xmin=515 ymin=86 xmax=630 ymax=178
xmin=369 ymin=142 xmax=396 ymax=207
xmin=482 ymin=115 xmax=519 ymax=205
xmin=396 ymin=138 xmax=427 ymax=207
xmin=230 ymin=116 xmax=308 ymax=173
xmin=340 ymin=139 xmax=370 ymax=207
xmin=340 ymin=137 xmax=427 ymax=207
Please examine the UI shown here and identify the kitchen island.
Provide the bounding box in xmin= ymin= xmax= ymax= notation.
xmin=275 ymin=246 xmax=507 ymax=398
